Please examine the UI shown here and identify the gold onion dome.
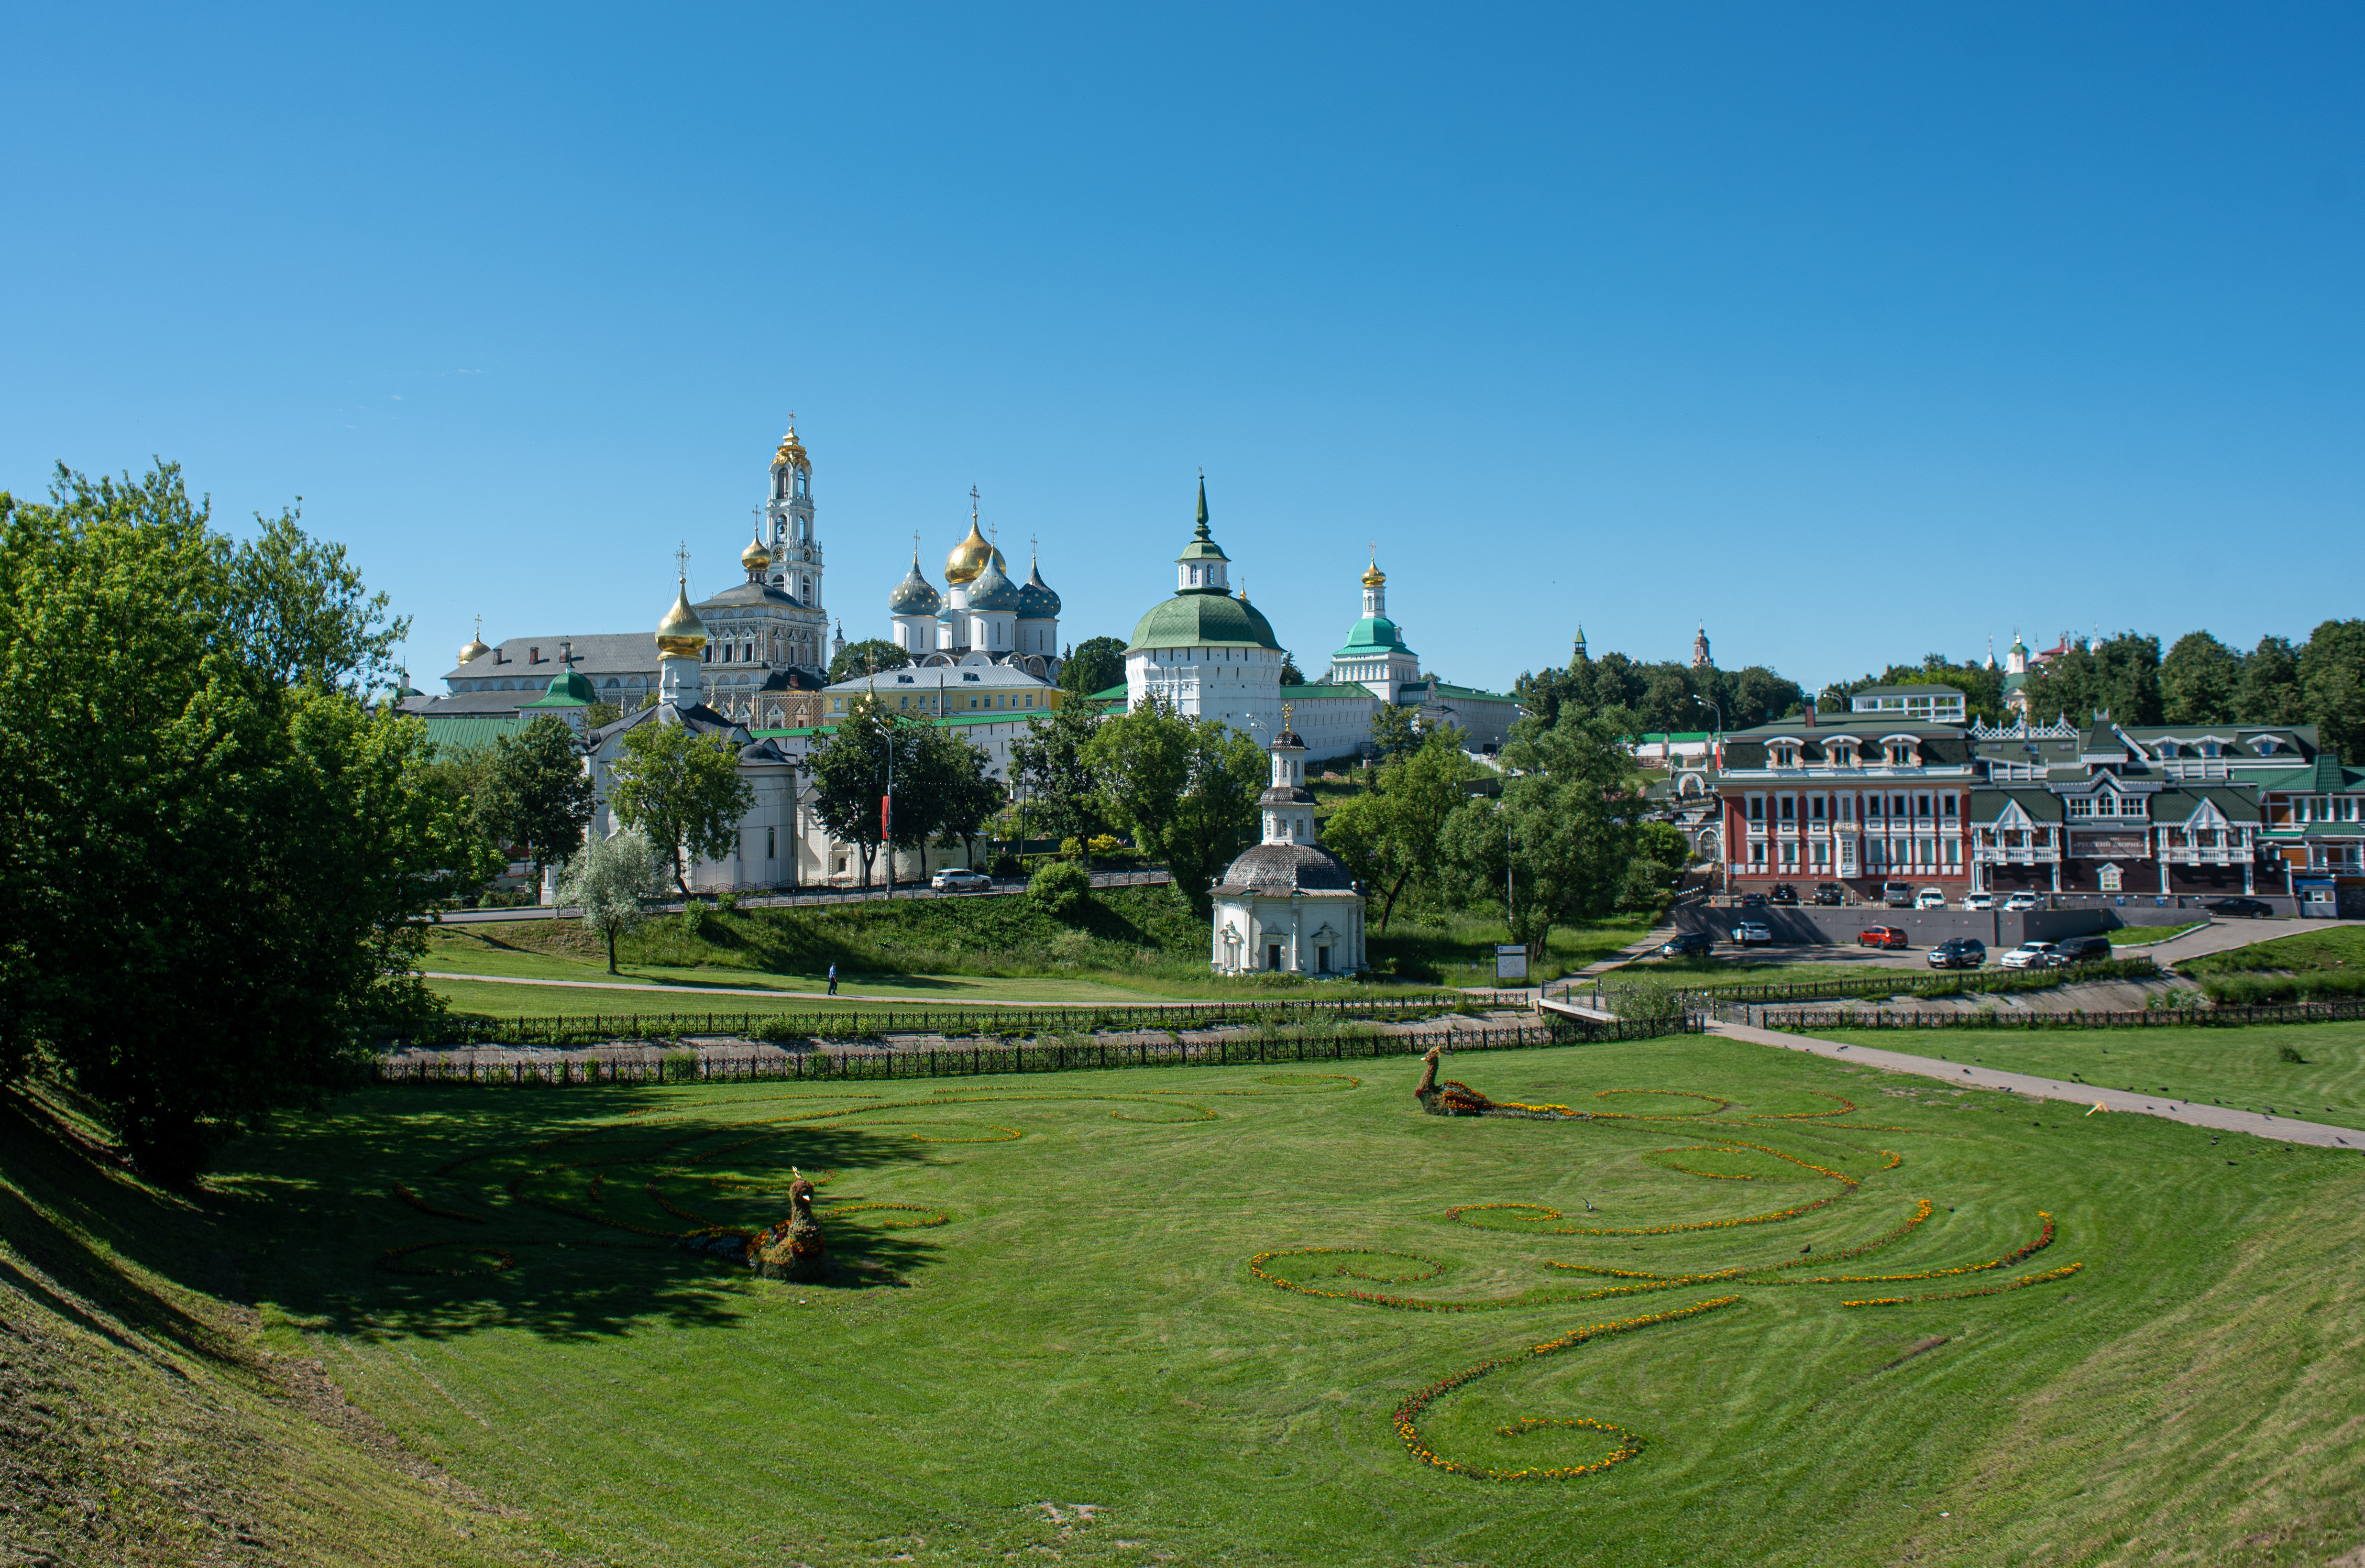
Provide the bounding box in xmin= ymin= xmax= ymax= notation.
xmin=741 ymin=533 xmax=773 ymax=570
xmin=1362 ymin=559 xmax=1386 ymax=589
xmin=944 ymin=517 xmax=1005 ymax=585
xmin=772 ymin=422 xmax=809 ymax=471
xmin=655 ymin=580 xmax=709 ymax=656
xmin=456 ymin=633 xmax=491 ymax=665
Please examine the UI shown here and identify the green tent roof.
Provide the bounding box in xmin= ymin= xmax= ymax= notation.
xmin=522 ymin=669 xmax=597 ymax=706
xmin=1126 ymin=591 xmax=1281 ymax=652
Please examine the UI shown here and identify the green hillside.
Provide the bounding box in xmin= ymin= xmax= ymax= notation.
xmin=12 ymin=1031 xmax=2362 ymax=1566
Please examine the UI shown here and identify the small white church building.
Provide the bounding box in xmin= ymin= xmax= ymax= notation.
xmin=1208 ymin=713 xmax=1368 ymax=976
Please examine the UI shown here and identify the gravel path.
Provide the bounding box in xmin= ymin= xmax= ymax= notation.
xmin=1709 ymin=1017 xmax=2364 ymax=1151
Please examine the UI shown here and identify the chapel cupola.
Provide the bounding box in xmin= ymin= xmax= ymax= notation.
xmin=1175 ymin=477 xmax=1231 ymax=594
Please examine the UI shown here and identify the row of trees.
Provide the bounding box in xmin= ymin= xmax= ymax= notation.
xmin=2004 ymin=624 xmax=2365 ymax=757
xmin=822 ymin=632 xmax=1136 ymax=698
xmin=1516 ymin=649 xmax=1806 ymax=737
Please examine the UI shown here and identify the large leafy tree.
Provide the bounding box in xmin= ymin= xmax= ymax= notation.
xmin=1057 ymin=636 xmax=1127 ymax=697
xmin=903 ymin=724 xmax=1005 ymax=869
xmin=2299 ymin=620 xmax=2365 ymax=763
xmin=2018 ymin=633 xmax=2164 ymax=727
xmin=807 ymin=693 xmax=910 ymax=887
xmin=1085 ymin=695 xmax=1265 ymax=912
xmin=1438 ymin=708 xmax=1642 ymax=959
xmin=1009 ymin=700 xmax=1107 ymax=857
xmin=1322 ymin=728 xmax=1479 ymax=932
xmin=0 ymin=463 xmax=480 ymax=1180
xmin=605 ymin=719 xmax=755 ymax=893
xmin=2160 ymin=632 xmax=2246 ymax=725
xmin=2235 ymin=635 xmax=2307 ymax=725
xmin=477 ymin=713 xmax=593 ymax=892
xmin=827 ymin=637 xmax=911 ymax=684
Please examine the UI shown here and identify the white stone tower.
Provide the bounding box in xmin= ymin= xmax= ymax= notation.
xmin=764 ymin=422 xmax=823 ymax=614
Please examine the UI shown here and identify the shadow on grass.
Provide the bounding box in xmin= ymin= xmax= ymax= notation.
xmin=0 ymin=1084 xmax=967 ymax=1349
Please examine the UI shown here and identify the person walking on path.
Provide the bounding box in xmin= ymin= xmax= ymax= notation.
xmin=826 ymin=964 xmax=838 ymax=997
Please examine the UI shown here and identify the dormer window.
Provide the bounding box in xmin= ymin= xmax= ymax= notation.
xmin=1884 ymin=740 xmax=1917 ymax=767
xmin=2157 ymin=740 xmax=2178 ymax=758
xmin=2199 ymin=740 xmax=2221 ymax=758
xmin=2255 ymin=735 xmax=2283 ymax=755
xmin=1770 ymin=743 xmax=1800 ymax=768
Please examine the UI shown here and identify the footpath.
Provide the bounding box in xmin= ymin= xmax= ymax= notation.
xmin=1708 ymin=1017 xmax=2363 ymax=1151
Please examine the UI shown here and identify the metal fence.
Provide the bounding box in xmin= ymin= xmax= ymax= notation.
xmin=372 ymin=1012 xmax=1701 ymax=1087
xmin=1597 ymin=956 xmax=2157 ymax=1011
xmin=373 ymin=992 xmax=1491 ymax=1051
xmin=1716 ymin=998 xmax=2365 ymax=1033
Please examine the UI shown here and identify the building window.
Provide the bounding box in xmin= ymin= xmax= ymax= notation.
xmin=1942 ymin=794 xmax=1957 ymax=817
xmin=767 ymin=826 xmax=776 ymax=859
xmin=1811 ymin=796 xmax=1826 ymax=820
xmin=1779 ymin=796 xmax=1794 ymax=821
xmin=1748 ymin=797 xmax=1764 ymax=822
xmin=1750 ymin=842 xmax=1768 ymax=864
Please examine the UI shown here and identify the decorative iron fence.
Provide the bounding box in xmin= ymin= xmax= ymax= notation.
xmin=1714 ymin=998 xmax=2365 ymax=1033
xmin=371 ymin=1011 xmax=1703 ymax=1087
xmin=1597 ymin=956 xmax=2157 ymax=1011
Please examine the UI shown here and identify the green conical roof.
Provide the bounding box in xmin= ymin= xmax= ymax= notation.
xmin=1176 ymin=478 xmax=1229 ymax=563
xmin=524 ymin=669 xmax=598 ymax=706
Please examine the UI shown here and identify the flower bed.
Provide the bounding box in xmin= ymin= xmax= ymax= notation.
xmin=1842 ymin=1261 xmax=2083 ymax=1307
xmin=1392 ymin=1296 xmax=1743 ymax=1480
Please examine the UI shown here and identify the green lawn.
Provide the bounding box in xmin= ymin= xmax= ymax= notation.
xmin=40 ymin=1034 xmax=2332 ymax=1566
xmin=2109 ymin=920 xmax=2205 ymax=945
xmin=2180 ymin=923 xmax=2365 ymax=977
xmin=1807 ymin=1020 xmax=2365 ymax=1134
xmin=1602 ymin=954 xmax=1925 ymax=989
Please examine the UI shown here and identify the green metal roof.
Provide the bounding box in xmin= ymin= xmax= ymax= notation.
xmin=1126 ymin=590 xmax=1281 ymax=652
xmin=1331 ymin=614 xmax=1413 ymax=659
xmin=522 ymin=669 xmax=597 ymax=706
xmin=419 ymin=714 xmax=533 ymax=751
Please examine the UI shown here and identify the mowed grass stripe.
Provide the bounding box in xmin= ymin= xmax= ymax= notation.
xmin=214 ymin=1038 xmax=2365 ymax=1567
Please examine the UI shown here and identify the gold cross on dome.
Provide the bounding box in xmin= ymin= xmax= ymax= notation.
xmin=674 ymin=541 xmax=690 ymax=583
xmin=1283 ymin=702 xmax=1293 ymax=728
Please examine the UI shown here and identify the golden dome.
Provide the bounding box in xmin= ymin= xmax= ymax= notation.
xmin=456 ymin=615 xmax=490 ymax=666
xmin=772 ymin=422 xmax=809 ymax=471
xmin=944 ymin=518 xmax=1006 ymax=586
xmin=655 ymin=580 xmax=709 ymax=657
xmin=1361 ymin=561 xmax=1386 ymax=589
xmin=741 ymin=534 xmax=772 ymax=570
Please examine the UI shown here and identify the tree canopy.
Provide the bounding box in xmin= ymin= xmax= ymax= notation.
xmin=476 ymin=713 xmax=593 ymax=887
xmin=1085 ymin=695 xmax=1265 ymax=913
xmin=0 ymin=462 xmax=481 ymax=1179
xmin=1058 ymin=636 xmax=1126 ymax=697
xmin=828 ymin=637 xmax=911 ymax=684
xmin=1439 ymin=708 xmax=1642 ymax=956
xmin=605 ymin=720 xmax=755 ymax=892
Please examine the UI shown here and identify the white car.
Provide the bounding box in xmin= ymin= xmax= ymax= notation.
xmin=2002 ymin=892 xmax=2041 ymax=912
xmin=1915 ymin=888 xmax=1947 ymax=910
xmin=1733 ymin=921 xmax=1774 ymax=945
xmin=2000 ymin=941 xmax=2061 ymax=971
xmin=929 ymin=867 xmax=993 ymax=893
xmin=1960 ymin=893 xmax=1994 ymax=912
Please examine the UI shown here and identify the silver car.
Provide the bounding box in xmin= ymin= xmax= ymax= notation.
xmin=1999 ymin=941 xmax=2060 ymax=971
xmin=1733 ymin=921 xmax=1774 ymax=946
xmin=930 ymin=867 xmax=993 ymax=893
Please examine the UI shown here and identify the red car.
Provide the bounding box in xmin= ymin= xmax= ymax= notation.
xmin=1858 ymin=926 xmax=1909 ymax=950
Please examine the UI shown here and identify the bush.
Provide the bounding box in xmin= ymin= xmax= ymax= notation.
xmin=680 ymin=903 xmax=709 ymax=940
xmin=1059 ymin=837 xmax=1085 ymax=861
xmin=2201 ymin=970 xmax=2365 ymax=1006
xmin=717 ymin=891 xmax=739 ymax=912
xmin=1089 ymin=833 xmax=1124 ymax=856
xmin=1029 ymin=859 xmax=1093 ymax=919
xmin=1605 ymin=976 xmax=1689 ymax=1024
xmin=990 ymin=854 xmax=1022 ymax=879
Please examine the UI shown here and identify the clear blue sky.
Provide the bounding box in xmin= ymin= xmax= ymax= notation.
xmin=5 ymin=4 xmax=2359 ymax=695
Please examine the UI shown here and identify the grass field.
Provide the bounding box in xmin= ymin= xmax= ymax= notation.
xmin=13 ymin=1029 xmax=2361 ymax=1566
xmin=422 ymin=891 xmax=1652 ymax=1008
xmin=1808 ymin=1020 xmax=2365 ymax=1134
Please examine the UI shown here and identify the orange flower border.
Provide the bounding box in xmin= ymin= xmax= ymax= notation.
xmin=1842 ymin=1261 xmax=2083 ymax=1308
xmin=391 ymin=1183 xmax=486 ymax=1225
xmin=1393 ymin=1296 xmax=1743 ymax=1480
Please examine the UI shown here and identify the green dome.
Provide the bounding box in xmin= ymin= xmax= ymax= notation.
xmin=1332 ymin=615 xmax=1410 ymax=658
xmin=1127 ymin=592 xmax=1281 ymax=653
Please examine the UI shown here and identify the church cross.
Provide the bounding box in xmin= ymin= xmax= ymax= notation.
xmin=674 ymin=541 xmax=691 ymax=584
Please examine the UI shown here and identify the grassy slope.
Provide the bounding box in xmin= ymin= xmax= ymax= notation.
xmin=423 ymin=888 xmax=1650 ymax=1004
xmin=197 ymin=1036 xmax=2365 ymax=1567
xmin=1809 ymin=1020 xmax=2365 ymax=1134
xmin=2182 ymin=924 xmax=2365 ymax=976
xmin=0 ymin=1088 xmax=544 ymax=1568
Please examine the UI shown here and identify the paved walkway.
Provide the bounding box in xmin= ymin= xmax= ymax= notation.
xmin=422 ymin=971 xmax=1115 ymax=1007
xmin=1708 ymin=1018 xmax=2363 ymax=1150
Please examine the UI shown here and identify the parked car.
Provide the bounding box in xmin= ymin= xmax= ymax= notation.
xmin=2205 ymin=897 xmax=2275 ymax=919
xmin=1960 ymin=892 xmax=1994 ymax=912
xmin=2002 ymin=892 xmax=2042 ymax=912
xmin=1738 ymin=892 xmax=1768 ymax=908
xmin=2000 ymin=940 xmax=2062 ymax=970
xmin=1769 ymin=883 xmax=1799 ymax=906
xmin=1658 ymin=931 xmax=1713 ymax=958
xmin=2051 ymin=934 xmax=2111 ymax=964
xmin=1914 ymin=888 xmax=1947 ymax=910
xmin=1733 ymin=921 xmax=1774 ymax=945
xmin=1858 ymin=925 xmax=1909 ymax=950
xmin=929 ymin=867 xmax=993 ymax=893
xmin=1812 ymin=882 xmax=1846 ymax=906
xmin=1928 ymin=937 xmax=1987 ymax=970
xmin=1881 ymin=881 xmax=1915 ymax=908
